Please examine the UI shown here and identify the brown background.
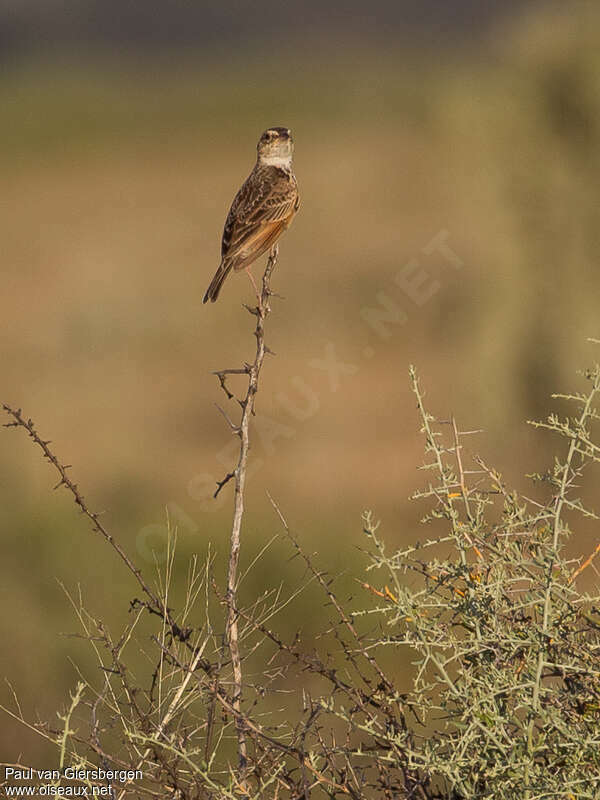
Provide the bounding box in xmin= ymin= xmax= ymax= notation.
xmin=1 ymin=0 xmax=599 ymax=760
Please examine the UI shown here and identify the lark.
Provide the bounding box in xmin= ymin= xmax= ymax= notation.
xmin=203 ymin=127 xmax=299 ymax=303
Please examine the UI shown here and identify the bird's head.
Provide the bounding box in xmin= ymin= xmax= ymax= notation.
xmin=257 ymin=127 xmax=294 ymax=167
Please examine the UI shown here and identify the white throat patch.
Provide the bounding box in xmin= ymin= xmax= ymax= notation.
xmin=261 ymin=154 xmax=292 ymax=168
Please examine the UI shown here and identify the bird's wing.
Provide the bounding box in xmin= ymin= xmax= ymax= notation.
xmin=221 ymin=167 xmax=298 ymax=265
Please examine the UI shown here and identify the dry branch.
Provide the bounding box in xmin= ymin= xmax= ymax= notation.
xmin=212 ymin=244 xmax=279 ymax=773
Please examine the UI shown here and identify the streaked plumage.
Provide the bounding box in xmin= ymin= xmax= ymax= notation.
xmin=203 ymin=127 xmax=299 ymax=303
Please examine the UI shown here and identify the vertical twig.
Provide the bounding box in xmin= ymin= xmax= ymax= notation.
xmin=213 ymin=245 xmax=279 ymax=773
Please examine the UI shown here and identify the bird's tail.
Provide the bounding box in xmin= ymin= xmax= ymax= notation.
xmin=203 ymin=259 xmax=233 ymax=304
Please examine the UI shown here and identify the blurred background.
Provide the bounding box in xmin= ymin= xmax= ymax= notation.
xmin=1 ymin=0 xmax=600 ymax=761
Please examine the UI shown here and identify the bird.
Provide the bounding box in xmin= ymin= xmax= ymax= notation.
xmin=203 ymin=127 xmax=299 ymax=304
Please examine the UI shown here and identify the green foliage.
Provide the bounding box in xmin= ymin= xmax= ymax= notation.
xmin=357 ymin=361 xmax=600 ymax=797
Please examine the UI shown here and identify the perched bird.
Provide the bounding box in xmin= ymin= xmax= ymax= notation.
xmin=203 ymin=127 xmax=299 ymax=304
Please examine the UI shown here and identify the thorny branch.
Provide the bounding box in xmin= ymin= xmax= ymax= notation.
xmin=212 ymin=245 xmax=280 ymax=773
xmin=0 ymin=404 xmax=190 ymax=641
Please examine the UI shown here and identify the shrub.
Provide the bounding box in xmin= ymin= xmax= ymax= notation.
xmin=3 ymin=330 xmax=600 ymax=798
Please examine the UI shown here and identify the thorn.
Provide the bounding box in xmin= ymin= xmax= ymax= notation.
xmin=214 ymin=471 xmax=235 ymax=499
xmin=215 ymin=374 xmax=234 ymax=400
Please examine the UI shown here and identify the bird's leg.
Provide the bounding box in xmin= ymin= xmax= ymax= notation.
xmin=245 ymin=266 xmax=261 ymax=306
